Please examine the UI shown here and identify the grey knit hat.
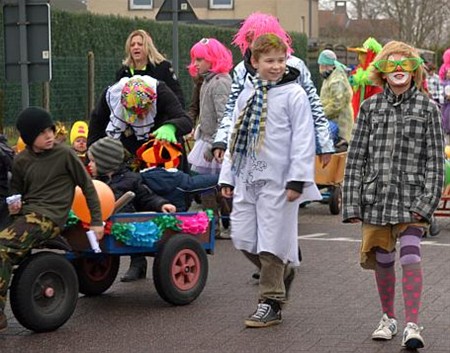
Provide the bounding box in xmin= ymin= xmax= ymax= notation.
xmin=89 ymin=137 xmax=124 ymax=175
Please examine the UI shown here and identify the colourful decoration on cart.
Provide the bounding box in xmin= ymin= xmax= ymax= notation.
xmin=65 ymin=210 xmax=213 ymax=247
xmin=176 ymin=212 xmax=211 ymax=234
xmin=109 ymin=212 xmax=213 ymax=247
xmin=152 ymin=214 xmax=182 ymax=232
xmin=66 ymin=210 xmax=81 ymax=227
xmin=111 ymin=221 xmax=161 ymax=247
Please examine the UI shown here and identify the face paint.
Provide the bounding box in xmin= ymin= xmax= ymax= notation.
xmin=386 ymin=71 xmax=411 ymax=85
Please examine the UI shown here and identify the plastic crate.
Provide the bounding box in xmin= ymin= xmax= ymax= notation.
xmin=315 ymin=152 xmax=347 ymax=186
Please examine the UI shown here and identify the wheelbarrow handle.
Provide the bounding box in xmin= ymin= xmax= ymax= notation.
xmin=113 ymin=191 xmax=135 ymax=214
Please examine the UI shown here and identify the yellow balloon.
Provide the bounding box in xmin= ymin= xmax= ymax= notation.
xmin=445 ymin=146 xmax=450 ymax=159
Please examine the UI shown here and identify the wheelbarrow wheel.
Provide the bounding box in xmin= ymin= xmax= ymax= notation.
xmin=10 ymin=252 xmax=78 ymax=332
xmin=153 ymin=234 xmax=208 ymax=305
xmin=73 ymin=255 xmax=120 ymax=296
xmin=329 ymin=186 xmax=342 ymax=215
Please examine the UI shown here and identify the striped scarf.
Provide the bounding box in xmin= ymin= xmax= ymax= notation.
xmin=229 ymin=76 xmax=276 ymax=173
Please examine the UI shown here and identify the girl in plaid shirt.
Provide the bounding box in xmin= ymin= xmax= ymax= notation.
xmin=343 ymin=41 xmax=444 ymax=350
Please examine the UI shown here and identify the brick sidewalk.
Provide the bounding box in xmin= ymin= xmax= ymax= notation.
xmin=1 ymin=205 xmax=449 ymax=353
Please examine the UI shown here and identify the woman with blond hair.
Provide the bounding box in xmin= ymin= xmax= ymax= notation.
xmin=116 ymin=29 xmax=185 ymax=107
xmin=106 ymin=30 xmax=188 ymax=282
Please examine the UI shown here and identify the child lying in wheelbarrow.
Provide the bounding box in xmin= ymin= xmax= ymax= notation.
xmin=88 ymin=137 xmax=176 ymax=216
xmin=123 ymin=139 xmax=220 ymax=281
xmin=88 ymin=137 xmax=181 ymax=282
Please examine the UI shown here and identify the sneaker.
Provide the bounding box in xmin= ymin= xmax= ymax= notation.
xmin=244 ymin=300 xmax=282 ymax=328
xmin=401 ymin=322 xmax=425 ymax=349
xmin=0 ymin=311 xmax=7 ymax=332
xmin=372 ymin=314 xmax=398 ymax=340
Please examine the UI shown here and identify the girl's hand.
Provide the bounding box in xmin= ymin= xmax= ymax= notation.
xmin=161 ymin=204 xmax=177 ymax=213
xmin=411 ymin=212 xmax=423 ymax=221
xmin=286 ymin=189 xmax=301 ymax=202
xmin=347 ymin=218 xmax=361 ymax=223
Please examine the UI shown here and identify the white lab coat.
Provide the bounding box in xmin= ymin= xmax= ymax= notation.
xmin=219 ymin=81 xmax=321 ymax=266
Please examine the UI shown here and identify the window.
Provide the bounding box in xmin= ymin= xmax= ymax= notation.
xmin=209 ymin=0 xmax=233 ymax=10
xmin=129 ymin=0 xmax=153 ymax=10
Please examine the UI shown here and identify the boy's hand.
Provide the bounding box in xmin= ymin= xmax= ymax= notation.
xmin=90 ymin=225 xmax=104 ymax=240
xmin=319 ymin=153 xmax=332 ymax=168
xmin=161 ymin=204 xmax=176 ymax=213
xmin=286 ymin=189 xmax=301 ymax=202
xmin=213 ymin=148 xmax=225 ymax=163
xmin=221 ymin=186 xmax=233 ymax=198
xmin=204 ymin=147 xmax=213 ymax=162
xmin=8 ymin=200 xmax=22 ymax=215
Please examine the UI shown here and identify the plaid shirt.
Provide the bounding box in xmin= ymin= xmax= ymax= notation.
xmin=426 ymin=73 xmax=444 ymax=105
xmin=343 ymin=85 xmax=444 ymax=225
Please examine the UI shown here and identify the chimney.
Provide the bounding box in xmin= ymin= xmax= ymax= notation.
xmin=334 ymin=1 xmax=347 ymax=15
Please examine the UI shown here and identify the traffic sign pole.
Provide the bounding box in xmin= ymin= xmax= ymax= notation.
xmin=18 ymin=0 xmax=30 ymax=108
xmin=172 ymin=0 xmax=179 ymax=76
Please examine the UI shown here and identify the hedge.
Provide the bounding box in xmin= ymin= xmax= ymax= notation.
xmin=0 ymin=9 xmax=308 ymax=129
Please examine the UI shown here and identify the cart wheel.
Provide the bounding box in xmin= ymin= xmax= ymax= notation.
xmin=73 ymin=255 xmax=120 ymax=296
xmin=10 ymin=252 xmax=78 ymax=332
xmin=428 ymin=217 xmax=440 ymax=237
xmin=153 ymin=234 xmax=208 ymax=305
xmin=329 ymin=186 xmax=342 ymax=215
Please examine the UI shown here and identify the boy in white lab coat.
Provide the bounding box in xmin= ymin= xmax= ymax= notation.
xmin=219 ymin=34 xmax=320 ymax=328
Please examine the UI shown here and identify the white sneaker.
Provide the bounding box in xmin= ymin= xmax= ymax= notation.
xmin=402 ymin=322 xmax=425 ymax=349
xmin=372 ymin=313 xmax=398 ymax=340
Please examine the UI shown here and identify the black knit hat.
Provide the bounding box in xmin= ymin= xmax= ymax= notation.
xmin=89 ymin=137 xmax=124 ymax=175
xmin=16 ymin=107 xmax=55 ymax=146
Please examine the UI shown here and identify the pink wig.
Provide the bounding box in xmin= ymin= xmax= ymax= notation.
xmin=187 ymin=38 xmax=233 ymax=77
xmin=439 ymin=48 xmax=450 ymax=81
xmin=232 ymin=12 xmax=293 ymax=56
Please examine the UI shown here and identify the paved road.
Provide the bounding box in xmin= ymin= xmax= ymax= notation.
xmin=1 ymin=202 xmax=449 ymax=353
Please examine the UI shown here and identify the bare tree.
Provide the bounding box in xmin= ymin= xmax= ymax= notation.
xmin=380 ymin=0 xmax=449 ymax=47
xmin=319 ymin=0 xmax=450 ymax=47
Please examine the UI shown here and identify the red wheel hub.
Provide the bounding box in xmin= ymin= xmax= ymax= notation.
xmin=43 ymin=286 xmax=55 ymax=298
xmin=171 ymin=249 xmax=200 ymax=290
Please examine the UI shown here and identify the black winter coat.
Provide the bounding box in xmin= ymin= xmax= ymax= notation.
xmin=98 ymin=166 xmax=169 ymax=213
xmin=87 ymin=80 xmax=193 ymax=155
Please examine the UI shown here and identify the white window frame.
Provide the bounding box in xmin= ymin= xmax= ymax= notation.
xmin=129 ymin=0 xmax=153 ymax=10
xmin=209 ymin=0 xmax=233 ymax=10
